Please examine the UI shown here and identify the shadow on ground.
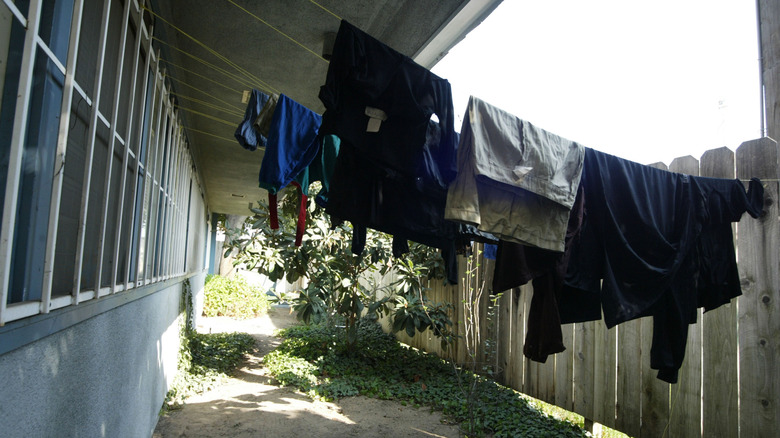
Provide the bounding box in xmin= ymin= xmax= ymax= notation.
xmin=152 ymin=308 xmax=461 ymax=438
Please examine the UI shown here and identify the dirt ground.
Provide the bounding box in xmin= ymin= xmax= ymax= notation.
xmin=152 ymin=307 xmax=462 ymax=438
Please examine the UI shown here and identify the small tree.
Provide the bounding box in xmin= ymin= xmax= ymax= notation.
xmin=225 ymin=189 xmax=452 ymax=350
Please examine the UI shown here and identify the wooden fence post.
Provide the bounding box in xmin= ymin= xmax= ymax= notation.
xmin=736 ymin=138 xmax=780 ymax=438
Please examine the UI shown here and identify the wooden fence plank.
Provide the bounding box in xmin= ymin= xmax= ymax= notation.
xmin=525 ymin=359 xmax=539 ymax=402
xmin=496 ymin=288 xmax=515 ymax=387
xmin=537 ymin=347 xmax=557 ymax=405
xmin=515 ymin=287 xmax=528 ymax=392
xmin=699 ymin=147 xmax=739 ymax=438
xmin=519 ymin=284 xmax=534 ymax=395
xmin=455 ymin=257 xmax=467 ymax=364
xmin=736 ymin=138 xmax=780 ymax=438
xmin=482 ymin=257 xmax=500 ymax=375
xmin=556 ymin=323 xmax=575 ymax=411
xmin=668 ymin=155 xmax=703 ymax=438
xmin=616 ymin=319 xmax=642 ymax=437
xmin=593 ymin=321 xmax=618 ymax=428
xmin=640 ymin=317 xmax=670 ymax=437
xmin=573 ymin=321 xmax=596 ymax=421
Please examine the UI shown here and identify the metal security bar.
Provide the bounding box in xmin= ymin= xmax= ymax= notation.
xmin=0 ymin=0 xmax=44 ymax=325
xmin=0 ymin=0 xmax=202 ymax=326
xmin=41 ymin=0 xmax=85 ymax=314
xmin=93 ymin=0 xmax=133 ymax=296
xmin=112 ymin=2 xmax=145 ymax=291
xmin=72 ymin=0 xmax=112 ymax=302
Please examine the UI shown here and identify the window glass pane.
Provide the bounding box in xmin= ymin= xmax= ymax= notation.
xmin=140 ymin=167 xmax=152 ymax=279
xmin=98 ymin=0 xmax=122 ymax=119
xmin=153 ymin=187 xmax=165 ymax=276
xmin=128 ymin=164 xmax=144 ymax=281
xmin=115 ymin=20 xmax=135 ymax=137
xmin=126 ymin=47 xmax=146 ymax=158
xmin=74 ymin=0 xmax=102 ymax=99
xmin=38 ymin=0 xmax=75 ymax=64
xmin=129 ymin=68 xmax=154 ymax=281
xmin=115 ymin=156 xmax=136 ymax=284
xmin=158 ymin=112 xmax=170 ymax=185
xmin=8 ymin=49 xmax=65 ymax=303
xmin=99 ymin=140 xmax=122 ymax=288
xmin=52 ymin=93 xmax=89 ymax=297
xmin=139 ymin=69 xmax=154 ymax=162
xmin=80 ymin=121 xmax=109 ymax=291
xmin=0 ymin=14 xmax=26 ymax=222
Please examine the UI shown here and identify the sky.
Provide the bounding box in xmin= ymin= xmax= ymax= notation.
xmin=431 ymin=0 xmax=762 ymax=166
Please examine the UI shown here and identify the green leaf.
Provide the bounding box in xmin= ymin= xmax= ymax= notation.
xmin=392 ymin=315 xmax=406 ymax=333
xmin=405 ymin=318 xmax=416 ymax=337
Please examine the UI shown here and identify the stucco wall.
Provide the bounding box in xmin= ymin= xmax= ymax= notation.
xmin=0 ymin=283 xmax=183 ymax=438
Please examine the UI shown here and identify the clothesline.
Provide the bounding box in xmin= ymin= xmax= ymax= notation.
xmin=236 ymin=19 xmax=766 ymax=386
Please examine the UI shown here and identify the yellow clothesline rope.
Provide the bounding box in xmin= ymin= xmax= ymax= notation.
xmin=224 ymin=0 xmax=328 ymax=63
xmin=307 ymin=0 xmax=342 ymax=21
xmin=169 ymin=91 xmax=244 ymax=117
xmin=185 ymin=127 xmax=238 ymax=144
xmin=143 ymin=6 xmax=279 ymax=94
xmin=174 ymin=104 xmax=237 ymax=127
xmin=162 ymin=73 xmax=246 ymax=114
xmin=158 ymin=57 xmax=245 ymax=97
xmin=153 ymin=37 xmax=278 ymax=94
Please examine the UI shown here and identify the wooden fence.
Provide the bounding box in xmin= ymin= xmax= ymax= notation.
xmin=386 ymin=138 xmax=779 ymax=437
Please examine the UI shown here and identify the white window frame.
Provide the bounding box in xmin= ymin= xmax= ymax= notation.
xmin=0 ymin=0 xmax=204 ymax=326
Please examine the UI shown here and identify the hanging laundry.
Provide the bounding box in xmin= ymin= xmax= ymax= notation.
xmin=254 ymin=92 xmax=279 ymax=139
xmin=445 ymin=96 xmax=584 ymax=252
xmin=482 ymin=243 xmax=497 ymax=260
xmin=565 ymin=148 xmax=762 ymax=383
xmin=494 ymin=146 xmax=764 ymax=382
xmin=326 ymin=122 xmax=474 ymax=284
xmin=319 ymin=20 xmax=492 ymax=283
xmin=308 ymin=134 xmax=340 ymax=209
xmin=235 ymin=89 xmax=271 ymax=151
xmin=319 ymin=20 xmax=457 ymax=186
xmin=258 ymin=94 xmax=322 ymax=246
xmin=492 ymin=181 xmax=586 ymax=363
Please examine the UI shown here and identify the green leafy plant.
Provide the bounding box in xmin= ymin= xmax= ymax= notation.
xmin=203 ymin=274 xmax=270 ymax=319
xmin=263 ymin=320 xmax=589 ymax=437
xmin=224 ymin=193 xmax=453 ymax=350
xmin=391 ymin=257 xmax=455 ymax=348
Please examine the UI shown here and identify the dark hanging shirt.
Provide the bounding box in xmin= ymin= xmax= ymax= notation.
xmin=564 ymin=148 xmax=764 ymax=383
xmin=319 ymin=20 xmax=491 ymax=283
xmin=493 ymin=147 xmax=764 ymax=382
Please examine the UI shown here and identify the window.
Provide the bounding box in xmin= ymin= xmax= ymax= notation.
xmin=0 ymin=0 xmax=204 ymax=324
xmin=2 ymin=0 xmax=72 ymax=304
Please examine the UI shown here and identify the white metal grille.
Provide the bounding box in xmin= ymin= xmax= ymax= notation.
xmin=0 ymin=0 xmax=205 ymax=325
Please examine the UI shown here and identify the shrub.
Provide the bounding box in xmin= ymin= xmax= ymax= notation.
xmin=203 ymin=274 xmax=270 ymax=318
